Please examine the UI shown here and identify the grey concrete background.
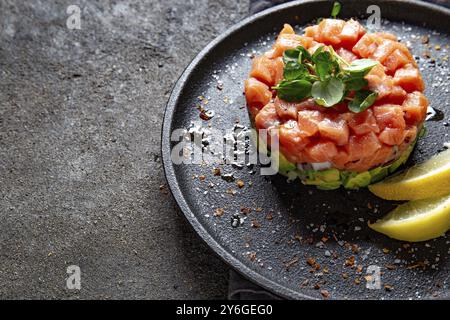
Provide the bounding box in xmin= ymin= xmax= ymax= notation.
xmin=0 ymin=0 xmax=250 ymax=299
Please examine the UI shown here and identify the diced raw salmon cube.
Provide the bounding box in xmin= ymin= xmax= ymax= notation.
xmin=384 ymin=48 xmax=413 ymax=74
xmin=336 ymin=47 xmax=358 ymax=63
xmin=346 ymin=132 xmax=381 ymax=161
xmin=348 ymin=109 xmax=380 ymax=135
xmin=255 ymin=103 xmax=280 ymax=130
xmin=317 ymin=19 xmax=345 ymax=45
xmin=371 ymin=40 xmax=398 ymax=64
xmin=274 ymin=96 xmax=300 ymax=120
xmin=394 ymin=64 xmax=424 ymax=92
xmin=339 ymin=19 xmax=366 ymax=48
xmin=245 ymin=77 xmax=272 ymax=112
xmin=332 ymin=148 xmax=350 ymax=168
xmin=373 ymin=105 xmax=406 ymax=130
xmin=403 ymin=126 xmax=418 ymax=145
xmin=374 ymin=32 xmax=397 ymax=41
xmin=250 ymin=56 xmax=284 ymax=86
xmin=378 ymin=127 xmax=406 ymax=145
xmin=280 ymin=24 xmax=295 ymax=35
xmin=305 ymin=25 xmax=319 ymax=39
xmin=353 ymin=34 xmax=382 ymax=58
xmin=279 ymin=120 xmax=310 ymax=156
xmin=304 ymin=140 xmax=338 ymax=163
xmin=402 ymin=91 xmax=429 ymax=125
xmin=297 ymin=110 xmax=324 ymax=137
xmin=270 ymin=34 xmax=314 ymax=58
xmin=318 ymin=117 xmax=350 ymax=146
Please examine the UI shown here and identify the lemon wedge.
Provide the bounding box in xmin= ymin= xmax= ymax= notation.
xmin=369 ymin=149 xmax=450 ymax=200
xmin=369 ymin=194 xmax=450 ymax=242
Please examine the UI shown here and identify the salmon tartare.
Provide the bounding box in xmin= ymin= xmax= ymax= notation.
xmin=244 ymin=18 xmax=428 ymax=189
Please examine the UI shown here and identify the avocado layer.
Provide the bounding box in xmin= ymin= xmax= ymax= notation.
xmin=276 ymin=138 xmax=417 ymax=190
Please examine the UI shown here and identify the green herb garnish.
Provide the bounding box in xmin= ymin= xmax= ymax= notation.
xmin=312 ymin=77 xmax=345 ymax=107
xmin=331 ymin=2 xmax=342 ymax=19
xmin=273 ymin=79 xmax=313 ymax=102
xmin=348 ymin=90 xmax=378 ymax=113
xmin=272 ymin=44 xmax=379 ymax=113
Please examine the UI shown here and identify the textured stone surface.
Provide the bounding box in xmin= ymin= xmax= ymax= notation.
xmin=0 ymin=0 xmax=249 ymax=299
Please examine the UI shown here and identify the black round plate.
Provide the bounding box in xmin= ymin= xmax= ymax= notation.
xmin=162 ymin=0 xmax=450 ymax=299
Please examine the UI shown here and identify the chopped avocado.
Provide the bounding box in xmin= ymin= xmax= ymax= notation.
xmin=317 ymin=181 xmax=342 ymax=190
xmin=343 ymin=171 xmax=372 ymax=189
xmin=302 ymin=168 xmax=341 ymax=189
xmin=369 ymin=166 xmax=389 ymax=183
xmin=276 ymin=151 xmax=297 ymax=175
xmin=255 ymin=126 xmax=421 ymax=190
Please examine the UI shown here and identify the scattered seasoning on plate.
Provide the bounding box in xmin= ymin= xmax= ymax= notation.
xmin=236 ymin=179 xmax=245 ymax=188
xmin=247 ymin=252 xmax=257 ymax=262
xmin=159 ymin=184 xmax=169 ymax=195
xmin=345 ymin=256 xmax=355 ymax=267
xmin=284 ymin=256 xmax=299 ymax=271
xmin=384 ymin=284 xmax=394 ymax=292
xmin=221 ymin=173 xmax=235 ymax=182
xmin=214 ymin=208 xmax=224 ymax=217
xmin=320 ymin=290 xmax=330 ymax=299
xmin=251 ymin=219 xmax=261 ymax=229
xmin=226 ymin=188 xmax=236 ymax=196
xmin=212 ymin=167 xmax=221 ymax=176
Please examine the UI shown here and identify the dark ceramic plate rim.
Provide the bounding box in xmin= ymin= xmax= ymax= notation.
xmin=162 ymin=0 xmax=450 ymax=300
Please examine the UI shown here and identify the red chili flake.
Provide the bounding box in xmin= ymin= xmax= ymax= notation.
xmin=226 ymin=188 xmax=236 ymax=196
xmin=345 ymin=256 xmax=355 ymax=267
xmin=364 ymin=275 xmax=373 ymax=283
xmin=351 ymin=244 xmax=360 ymax=254
xmin=251 ymin=219 xmax=261 ymax=229
xmin=306 ymin=257 xmax=321 ymax=271
xmin=284 ymin=256 xmax=299 ymax=271
xmin=198 ymin=175 xmax=206 ymax=181
xmin=384 ymin=284 xmax=394 ymax=292
xmin=407 ymin=260 xmax=429 ymax=270
xmin=356 ymin=265 xmax=363 ymax=273
xmin=313 ymin=283 xmax=321 ymax=290
xmin=213 ymin=168 xmax=221 ymax=176
xmin=300 ymin=279 xmax=309 ymax=287
xmin=214 ymin=208 xmax=224 ymax=217
xmin=159 ymin=184 xmax=169 ymax=195
xmin=385 ymin=264 xmax=396 ymax=270
xmin=306 ymin=257 xmax=316 ymax=267
xmin=320 ymin=290 xmax=330 ymax=299
xmin=248 ymin=252 xmax=257 ymax=262
xmin=240 ymin=207 xmax=252 ymax=215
